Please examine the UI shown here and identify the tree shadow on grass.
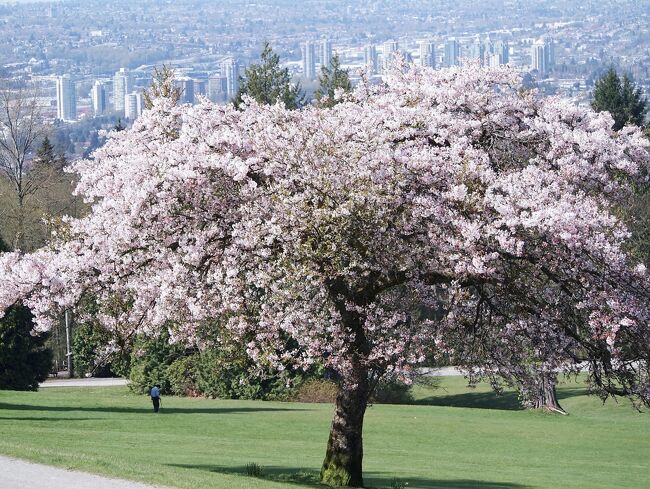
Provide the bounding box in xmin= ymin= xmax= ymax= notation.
xmin=0 ymin=416 xmax=105 ymax=422
xmin=414 ymin=387 xmax=587 ymax=411
xmin=0 ymin=402 xmax=310 ymax=415
xmin=167 ymin=464 xmax=531 ymax=489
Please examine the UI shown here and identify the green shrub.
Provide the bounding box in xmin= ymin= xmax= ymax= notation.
xmin=167 ymin=354 xmax=200 ymax=396
xmin=195 ymin=347 xmax=299 ymax=400
xmin=128 ymin=325 xmax=308 ymax=400
xmin=245 ymin=462 xmax=264 ymax=477
xmin=71 ymin=296 xmax=132 ymax=378
xmin=293 ymin=379 xmax=338 ymax=403
xmin=0 ymin=305 xmax=53 ymax=390
xmin=72 ymin=322 xmax=115 ymax=377
xmin=371 ymin=377 xmax=414 ymax=404
xmin=195 ymin=346 xmax=256 ymax=399
xmin=128 ymin=330 xmax=186 ymax=395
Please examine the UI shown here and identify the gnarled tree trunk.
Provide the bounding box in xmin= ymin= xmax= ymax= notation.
xmin=320 ymin=362 xmax=370 ymax=487
xmin=530 ymin=372 xmax=566 ymax=414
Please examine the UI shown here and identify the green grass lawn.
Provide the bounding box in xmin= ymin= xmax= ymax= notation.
xmin=0 ymin=376 xmax=648 ymax=489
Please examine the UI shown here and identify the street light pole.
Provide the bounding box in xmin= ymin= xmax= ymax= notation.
xmin=64 ymin=310 xmax=73 ymax=378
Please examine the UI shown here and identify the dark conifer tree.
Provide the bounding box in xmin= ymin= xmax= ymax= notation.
xmin=35 ymin=136 xmax=55 ymax=165
xmin=234 ymin=42 xmax=304 ymax=110
xmin=0 ymin=305 xmax=53 ymax=390
xmin=592 ymin=68 xmax=647 ymax=130
xmin=315 ymin=53 xmax=352 ymax=108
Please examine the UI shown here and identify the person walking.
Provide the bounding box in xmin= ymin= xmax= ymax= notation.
xmin=150 ymin=384 xmax=161 ymax=413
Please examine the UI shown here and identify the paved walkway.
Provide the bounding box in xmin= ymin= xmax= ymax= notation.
xmin=37 ymin=369 xmax=463 ymax=389
xmin=0 ymin=456 xmax=167 ymax=489
xmin=40 ymin=377 xmax=129 ymax=388
xmin=419 ymin=366 xmax=464 ymax=376
xmin=38 ymin=370 xmax=461 ymax=389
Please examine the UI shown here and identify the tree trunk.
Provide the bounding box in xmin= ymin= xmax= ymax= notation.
xmin=530 ymin=373 xmax=566 ymax=414
xmin=14 ymin=193 xmax=24 ymax=250
xmin=320 ymin=363 xmax=369 ymax=487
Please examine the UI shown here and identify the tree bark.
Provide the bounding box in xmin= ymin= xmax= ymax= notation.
xmin=320 ymin=362 xmax=369 ymax=487
xmin=14 ymin=193 xmax=24 ymax=250
xmin=530 ymin=372 xmax=566 ymax=414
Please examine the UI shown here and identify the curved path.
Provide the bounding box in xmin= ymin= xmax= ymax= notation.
xmin=40 ymin=377 xmax=129 ymax=387
xmin=0 ymin=456 xmax=168 ymax=489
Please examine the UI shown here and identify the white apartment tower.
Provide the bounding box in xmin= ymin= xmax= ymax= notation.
xmin=364 ymin=44 xmax=378 ymax=75
xmin=124 ymin=92 xmax=143 ymax=120
xmin=419 ymin=40 xmax=436 ymax=69
xmin=531 ymin=41 xmax=547 ymax=74
xmin=544 ymin=38 xmax=555 ymax=70
xmin=56 ymin=74 xmax=76 ymax=122
xmin=113 ymin=68 xmax=133 ymax=113
xmin=382 ymin=40 xmax=398 ymax=72
xmin=321 ymin=39 xmax=333 ymax=70
xmin=302 ymin=41 xmax=316 ymax=79
xmin=222 ymin=58 xmax=239 ymax=101
xmin=91 ymin=80 xmax=106 ymax=116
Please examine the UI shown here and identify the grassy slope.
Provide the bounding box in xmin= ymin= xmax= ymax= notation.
xmin=0 ymin=377 xmax=648 ymax=489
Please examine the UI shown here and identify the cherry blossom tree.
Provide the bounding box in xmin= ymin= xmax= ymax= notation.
xmin=1 ymin=65 xmax=650 ymax=487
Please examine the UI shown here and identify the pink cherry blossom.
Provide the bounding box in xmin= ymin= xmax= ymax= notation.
xmin=2 ymin=63 xmax=649 ymax=485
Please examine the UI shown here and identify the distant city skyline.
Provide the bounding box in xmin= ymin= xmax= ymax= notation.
xmin=0 ymin=0 xmax=646 ymax=125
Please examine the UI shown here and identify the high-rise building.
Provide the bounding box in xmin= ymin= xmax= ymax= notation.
xmin=544 ymin=38 xmax=555 ymax=70
xmin=468 ymin=36 xmax=485 ymax=64
xmin=531 ymin=40 xmax=547 ymax=74
xmin=91 ymin=80 xmax=106 ymax=116
xmin=472 ymin=37 xmax=507 ymax=67
xmin=383 ymin=40 xmax=398 ymax=72
xmin=208 ymin=75 xmax=228 ymax=103
xmin=486 ymin=53 xmax=503 ymax=67
xmin=113 ymin=68 xmax=133 ymax=113
xmin=531 ymin=38 xmax=555 ymax=75
xmin=419 ymin=40 xmax=436 ymax=69
xmin=124 ymin=92 xmax=143 ymax=120
xmin=444 ymin=39 xmax=460 ymax=67
xmin=222 ymin=58 xmax=239 ymax=101
xmin=56 ymin=74 xmax=76 ymax=122
xmin=364 ymin=44 xmax=378 ymax=75
xmin=177 ymin=78 xmax=195 ymax=104
xmin=495 ymin=40 xmax=509 ymax=65
xmin=321 ymin=38 xmax=333 ymax=70
xmin=484 ymin=38 xmax=496 ymax=65
xmin=302 ymin=41 xmax=316 ymax=79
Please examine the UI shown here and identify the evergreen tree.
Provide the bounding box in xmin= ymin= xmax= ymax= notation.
xmin=622 ymin=181 xmax=650 ymax=267
xmin=620 ymin=74 xmax=648 ymax=127
xmin=234 ymin=42 xmax=304 ymax=110
xmin=35 ymin=136 xmax=56 ymax=166
xmin=34 ymin=136 xmax=66 ymax=172
xmin=0 ymin=305 xmax=53 ymax=390
xmin=592 ymin=67 xmax=647 ymax=130
xmin=315 ymin=53 xmax=352 ymax=108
